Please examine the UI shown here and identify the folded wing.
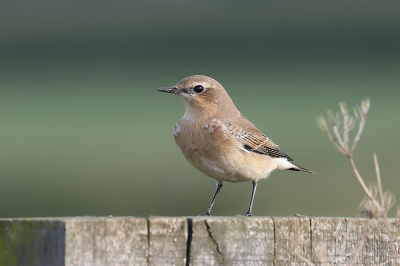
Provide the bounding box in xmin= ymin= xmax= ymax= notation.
xmin=223 ymin=119 xmax=294 ymax=162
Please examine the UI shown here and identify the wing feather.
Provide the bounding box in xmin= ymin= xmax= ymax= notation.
xmin=223 ymin=120 xmax=294 ymax=161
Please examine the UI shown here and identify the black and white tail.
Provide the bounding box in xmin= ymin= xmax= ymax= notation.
xmin=288 ymin=163 xmax=315 ymax=174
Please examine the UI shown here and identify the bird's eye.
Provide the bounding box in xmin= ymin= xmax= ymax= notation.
xmin=193 ymin=85 xmax=205 ymax=94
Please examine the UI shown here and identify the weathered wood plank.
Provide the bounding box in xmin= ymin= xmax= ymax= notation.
xmin=0 ymin=220 xmax=17 ymax=266
xmin=273 ymin=216 xmax=311 ymax=266
xmin=311 ymin=218 xmax=400 ymax=265
xmin=0 ymin=219 xmax=65 ymax=266
xmin=189 ymin=216 xmax=274 ymax=266
xmin=103 ymin=218 xmax=148 ymax=265
xmin=148 ymin=216 xmax=187 ymax=266
xmin=0 ymin=217 xmax=399 ymax=265
xmin=311 ymin=217 xmax=347 ymax=265
xmin=65 ymin=217 xmax=147 ymax=266
xmin=345 ymin=218 xmax=400 ymax=266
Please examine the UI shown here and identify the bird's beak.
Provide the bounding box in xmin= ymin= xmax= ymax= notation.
xmin=158 ymin=86 xmax=180 ymax=94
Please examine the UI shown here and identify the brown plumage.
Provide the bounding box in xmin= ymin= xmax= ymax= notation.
xmin=159 ymin=75 xmax=314 ymax=216
xmin=223 ymin=119 xmax=294 ymax=161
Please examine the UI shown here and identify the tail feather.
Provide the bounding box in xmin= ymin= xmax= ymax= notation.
xmin=288 ymin=163 xmax=315 ymax=174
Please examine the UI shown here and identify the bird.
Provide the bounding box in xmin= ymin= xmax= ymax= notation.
xmin=158 ymin=75 xmax=314 ymax=216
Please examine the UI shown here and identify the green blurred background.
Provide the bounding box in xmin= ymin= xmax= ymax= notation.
xmin=1 ymin=1 xmax=399 ymax=218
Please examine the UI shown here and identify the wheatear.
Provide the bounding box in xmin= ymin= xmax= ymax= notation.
xmin=159 ymin=75 xmax=314 ymax=216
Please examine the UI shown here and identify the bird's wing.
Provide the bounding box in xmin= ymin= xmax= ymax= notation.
xmin=223 ymin=119 xmax=294 ymax=161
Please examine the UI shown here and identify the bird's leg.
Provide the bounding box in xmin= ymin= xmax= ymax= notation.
xmin=245 ymin=181 xmax=259 ymax=216
xmin=204 ymin=181 xmax=223 ymax=216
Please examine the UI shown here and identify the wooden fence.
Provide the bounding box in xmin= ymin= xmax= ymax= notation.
xmin=0 ymin=216 xmax=399 ymax=265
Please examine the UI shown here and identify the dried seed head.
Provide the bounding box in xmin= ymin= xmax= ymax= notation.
xmin=328 ymin=110 xmax=340 ymax=127
xmin=360 ymin=98 xmax=370 ymax=116
xmin=339 ymin=102 xmax=349 ymax=117
xmin=316 ymin=116 xmax=329 ymax=133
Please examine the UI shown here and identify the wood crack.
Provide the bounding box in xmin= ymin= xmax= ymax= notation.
xmin=272 ymin=217 xmax=276 ymax=266
xmin=186 ymin=218 xmax=193 ymax=266
xmin=146 ymin=218 xmax=150 ymax=265
xmin=309 ymin=217 xmax=313 ymax=262
xmin=204 ymin=220 xmax=224 ymax=262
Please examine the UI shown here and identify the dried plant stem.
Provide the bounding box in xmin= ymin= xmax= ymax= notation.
xmin=375 ymin=154 xmax=398 ymax=264
xmin=341 ymin=102 xmax=350 ymax=149
xmin=374 ymin=153 xmax=384 ymax=208
xmin=348 ymin=156 xmax=381 ymax=211
xmin=351 ymin=122 xmax=364 ymax=152
xmin=316 ymin=98 xmax=398 ymax=265
xmin=332 ymin=125 xmax=346 ymax=149
xmin=325 ymin=130 xmax=347 ymax=154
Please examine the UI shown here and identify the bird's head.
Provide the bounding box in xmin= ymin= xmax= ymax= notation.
xmin=158 ymin=75 xmax=237 ymax=118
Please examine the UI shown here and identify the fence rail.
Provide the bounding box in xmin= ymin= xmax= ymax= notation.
xmin=0 ymin=216 xmax=399 ymax=265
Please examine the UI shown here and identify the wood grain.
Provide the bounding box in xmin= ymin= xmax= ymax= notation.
xmin=0 ymin=217 xmax=399 ymax=265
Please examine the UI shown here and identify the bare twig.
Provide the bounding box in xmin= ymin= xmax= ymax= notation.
xmin=351 ymin=99 xmax=370 ymax=152
xmin=374 ymin=153 xmax=384 ymax=208
xmin=316 ymin=99 xmax=398 ymax=265
xmin=340 ymin=102 xmax=350 ymax=150
xmin=376 ymin=154 xmax=398 ymax=264
xmin=316 ymin=116 xmax=347 ymax=154
xmin=329 ymin=109 xmax=346 ymax=151
xmin=349 ymin=157 xmax=382 ymax=212
xmin=317 ymin=99 xmax=382 ymax=212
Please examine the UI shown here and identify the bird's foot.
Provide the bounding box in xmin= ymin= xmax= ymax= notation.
xmin=244 ymin=211 xmax=253 ymax=217
xmin=204 ymin=211 xmax=211 ymax=216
